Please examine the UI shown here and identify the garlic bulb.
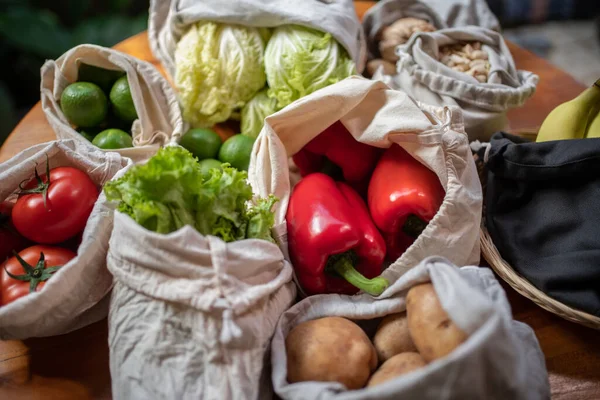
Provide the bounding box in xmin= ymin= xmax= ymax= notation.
xmin=378 ymin=18 xmax=436 ymax=63
xmin=438 ymin=41 xmax=490 ymax=83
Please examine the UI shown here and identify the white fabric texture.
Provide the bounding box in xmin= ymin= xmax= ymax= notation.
xmin=0 ymin=140 xmax=130 ymax=339
xmin=148 ymin=0 xmax=367 ymax=79
xmin=40 ymin=44 xmax=185 ymax=163
xmin=362 ymin=0 xmax=448 ymax=60
xmin=371 ymin=27 xmax=538 ymax=141
xmin=271 ymin=256 xmax=550 ymax=399
xmin=107 ymin=209 xmax=297 ymax=400
xmin=249 ymin=76 xmax=482 ymax=288
xmin=362 ymin=0 xmax=500 ymax=60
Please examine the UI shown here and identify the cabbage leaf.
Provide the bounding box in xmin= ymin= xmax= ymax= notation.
xmin=175 ymin=21 xmax=266 ymax=127
xmin=264 ymin=25 xmax=356 ymax=109
xmin=241 ymin=88 xmax=279 ymax=138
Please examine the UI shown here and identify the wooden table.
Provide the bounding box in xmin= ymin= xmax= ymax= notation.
xmin=1 ymin=2 xmax=598 ymax=399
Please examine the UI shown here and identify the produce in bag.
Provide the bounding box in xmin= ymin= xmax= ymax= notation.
xmin=362 ymin=0 xmax=445 ymax=77
xmin=148 ymin=0 xmax=365 ymax=134
xmin=105 ymin=146 xmax=295 ymax=399
xmin=41 ymin=44 xmax=184 ymax=163
xmin=241 ymin=88 xmax=279 ymax=138
xmin=286 ymin=173 xmax=388 ymax=296
xmin=368 ymin=144 xmax=445 ymax=261
xmin=368 ymin=26 xmax=538 ymax=141
xmin=0 ymin=202 xmax=30 ymax=263
xmin=2 ymin=245 xmax=76 ymax=306
xmin=0 ymin=139 xmax=130 ymax=339
xmin=438 ymin=41 xmax=490 ymax=83
xmin=265 ymin=25 xmax=356 ymax=109
xmin=271 ymin=256 xmax=550 ymax=399
xmin=174 ymin=21 xmax=267 ymax=127
xmin=249 ymin=77 xmax=482 ymax=288
xmin=362 ymin=0 xmax=500 ymax=66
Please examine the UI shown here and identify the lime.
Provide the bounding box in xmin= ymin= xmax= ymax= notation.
xmin=179 ymin=128 xmax=222 ymax=160
xmin=60 ymin=82 xmax=108 ymax=128
xmin=198 ymin=158 xmax=224 ymax=179
xmin=77 ymin=129 xmax=97 ymax=142
xmin=92 ymin=129 xmax=133 ymax=149
xmin=218 ymin=134 xmax=255 ymax=171
xmin=77 ymin=63 xmax=124 ymax=92
xmin=110 ymin=76 xmax=138 ymax=123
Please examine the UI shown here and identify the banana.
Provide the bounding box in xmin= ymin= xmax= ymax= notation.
xmin=536 ymin=78 xmax=600 ymax=142
xmin=585 ymin=110 xmax=600 ymax=138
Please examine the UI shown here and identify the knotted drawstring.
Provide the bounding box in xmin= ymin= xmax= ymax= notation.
xmin=219 ymin=309 xmax=243 ymax=345
xmin=470 ymin=141 xmax=492 ymax=163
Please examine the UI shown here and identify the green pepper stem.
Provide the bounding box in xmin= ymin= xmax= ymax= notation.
xmin=330 ymin=254 xmax=389 ymax=296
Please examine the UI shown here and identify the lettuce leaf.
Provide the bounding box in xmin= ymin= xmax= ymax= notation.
xmin=104 ymin=146 xmax=277 ymax=243
xmin=246 ymin=195 xmax=278 ymax=243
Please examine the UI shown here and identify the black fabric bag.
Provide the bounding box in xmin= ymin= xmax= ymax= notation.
xmin=485 ymin=132 xmax=600 ymax=317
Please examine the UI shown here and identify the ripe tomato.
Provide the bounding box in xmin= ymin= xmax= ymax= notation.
xmin=0 ymin=201 xmax=30 ymax=263
xmin=1 ymin=245 xmax=76 ymax=306
xmin=12 ymin=164 xmax=99 ymax=244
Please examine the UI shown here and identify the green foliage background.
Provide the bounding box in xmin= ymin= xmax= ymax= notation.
xmin=0 ymin=0 xmax=149 ymax=145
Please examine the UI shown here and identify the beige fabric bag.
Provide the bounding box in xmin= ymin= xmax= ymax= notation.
xmin=0 ymin=140 xmax=130 ymax=339
xmin=271 ymin=256 xmax=550 ymax=399
xmin=371 ymin=27 xmax=538 ymax=141
xmin=107 ymin=207 xmax=296 ymax=399
xmin=249 ymin=76 xmax=482 ymax=287
xmin=148 ymin=0 xmax=367 ymax=79
xmin=40 ymin=44 xmax=184 ymax=163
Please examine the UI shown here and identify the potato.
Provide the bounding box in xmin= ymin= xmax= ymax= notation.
xmin=406 ymin=283 xmax=468 ymax=362
xmin=366 ymin=352 xmax=426 ymax=387
xmin=286 ymin=317 xmax=378 ymax=389
xmin=373 ymin=312 xmax=417 ymax=363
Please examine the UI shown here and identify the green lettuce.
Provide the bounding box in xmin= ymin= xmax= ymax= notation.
xmin=175 ymin=21 xmax=266 ymax=127
xmin=264 ymin=25 xmax=356 ymax=109
xmin=104 ymin=146 xmax=277 ymax=242
xmin=240 ymin=88 xmax=279 ymax=138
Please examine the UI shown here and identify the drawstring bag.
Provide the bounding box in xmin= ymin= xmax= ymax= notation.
xmin=270 ymin=256 xmax=550 ymax=399
xmin=362 ymin=0 xmax=446 ymax=61
xmin=41 ymin=44 xmax=184 ymax=163
xmin=370 ymin=26 xmax=538 ymax=141
xmin=362 ymin=0 xmax=500 ymax=60
xmin=0 ymin=140 xmax=130 ymax=339
xmin=485 ymin=132 xmax=600 ymax=318
xmin=148 ymin=0 xmax=366 ymax=79
xmin=249 ymin=76 xmax=482 ymax=287
xmin=106 ymin=203 xmax=296 ymax=399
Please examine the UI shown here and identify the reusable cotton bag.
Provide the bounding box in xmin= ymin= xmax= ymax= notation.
xmin=250 ymin=76 xmax=482 ymax=286
xmin=106 ymin=199 xmax=296 ymax=399
xmin=485 ymin=132 xmax=600 ymax=317
xmin=362 ymin=0 xmax=500 ymax=60
xmin=148 ymin=0 xmax=367 ymax=78
xmin=271 ymin=256 xmax=550 ymax=399
xmin=369 ymin=26 xmax=538 ymax=141
xmin=0 ymin=140 xmax=130 ymax=339
xmin=41 ymin=44 xmax=185 ymax=163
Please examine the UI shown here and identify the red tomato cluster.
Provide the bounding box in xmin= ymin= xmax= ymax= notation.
xmin=0 ymin=160 xmax=99 ymax=306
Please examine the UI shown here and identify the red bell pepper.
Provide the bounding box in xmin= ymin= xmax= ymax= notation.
xmin=368 ymin=145 xmax=445 ymax=261
xmin=286 ymin=173 xmax=388 ymax=296
xmin=292 ymin=121 xmax=381 ymax=193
